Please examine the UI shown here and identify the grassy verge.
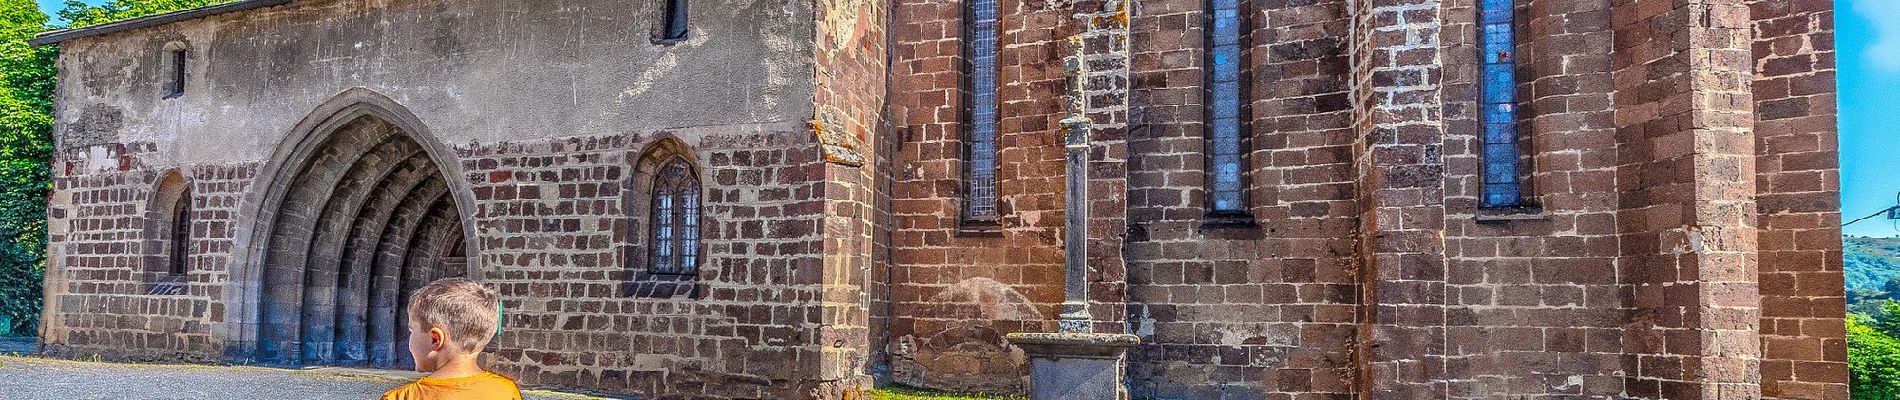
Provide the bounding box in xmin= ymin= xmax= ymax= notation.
xmin=866 ymin=385 xmax=1025 ymax=400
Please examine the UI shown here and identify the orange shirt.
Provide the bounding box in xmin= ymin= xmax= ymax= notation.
xmin=381 ymin=371 xmax=522 ymax=400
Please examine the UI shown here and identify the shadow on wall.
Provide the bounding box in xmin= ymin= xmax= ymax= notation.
xmin=888 ymin=278 xmax=1040 ymax=393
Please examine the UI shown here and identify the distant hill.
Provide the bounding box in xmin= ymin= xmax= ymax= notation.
xmin=1847 ymin=236 xmax=1900 ymax=291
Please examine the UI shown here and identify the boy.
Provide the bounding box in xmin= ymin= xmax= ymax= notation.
xmin=383 ymin=278 xmax=521 ymax=400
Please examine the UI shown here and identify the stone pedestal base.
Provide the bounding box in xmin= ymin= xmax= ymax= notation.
xmin=1005 ymin=332 xmax=1140 ymax=400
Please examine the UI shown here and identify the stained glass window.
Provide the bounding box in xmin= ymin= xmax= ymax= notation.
xmin=169 ymin=191 xmax=191 ymax=275
xmin=965 ymin=0 xmax=999 ymax=220
xmin=649 ymin=158 xmax=700 ymax=275
xmin=1479 ymin=0 xmax=1521 ymax=207
xmin=1207 ymin=0 xmax=1245 ymax=214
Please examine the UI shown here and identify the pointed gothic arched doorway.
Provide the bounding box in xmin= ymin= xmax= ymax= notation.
xmin=234 ymin=91 xmax=475 ymax=369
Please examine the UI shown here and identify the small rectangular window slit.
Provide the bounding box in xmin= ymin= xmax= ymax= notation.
xmin=168 ymin=49 xmax=186 ymax=97
xmin=662 ymin=0 xmax=689 ymax=41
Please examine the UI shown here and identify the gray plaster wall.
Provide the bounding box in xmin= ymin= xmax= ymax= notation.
xmin=51 ymin=0 xmax=817 ymax=164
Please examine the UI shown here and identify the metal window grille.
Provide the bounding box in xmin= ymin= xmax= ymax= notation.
xmin=650 ymin=158 xmax=700 ymax=275
xmin=964 ymin=0 xmax=999 ymax=220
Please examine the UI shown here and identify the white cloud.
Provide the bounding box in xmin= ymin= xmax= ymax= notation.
xmin=1856 ymin=0 xmax=1900 ymax=71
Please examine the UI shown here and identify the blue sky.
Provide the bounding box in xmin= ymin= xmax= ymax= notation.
xmin=1841 ymin=0 xmax=1900 ymax=237
xmin=31 ymin=1 xmax=1895 ymax=236
xmin=36 ymin=0 xmax=104 ymax=22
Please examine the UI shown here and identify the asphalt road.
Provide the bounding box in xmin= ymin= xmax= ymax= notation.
xmin=0 ymin=355 xmax=611 ymax=400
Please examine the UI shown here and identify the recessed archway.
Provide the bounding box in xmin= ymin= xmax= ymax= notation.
xmin=225 ymin=89 xmax=477 ymax=369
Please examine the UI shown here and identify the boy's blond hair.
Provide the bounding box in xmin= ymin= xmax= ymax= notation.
xmin=407 ymin=278 xmax=501 ymax=352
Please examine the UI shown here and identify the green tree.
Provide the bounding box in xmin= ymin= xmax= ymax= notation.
xmin=1851 ymin=315 xmax=1900 ymax=399
xmin=0 ymin=0 xmax=53 ymax=336
xmin=0 ymin=0 xmax=231 ymax=336
xmin=58 ymin=0 xmax=230 ymax=28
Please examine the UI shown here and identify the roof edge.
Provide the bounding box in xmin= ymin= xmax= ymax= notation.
xmin=29 ymin=0 xmax=294 ymax=47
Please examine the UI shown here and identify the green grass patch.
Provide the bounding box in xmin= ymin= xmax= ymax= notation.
xmin=866 ymin=385 xmax=1024 ymax=400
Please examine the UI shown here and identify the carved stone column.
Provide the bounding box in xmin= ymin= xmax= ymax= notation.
xmin=1005 ymin=10 xmax=1140 ymax=399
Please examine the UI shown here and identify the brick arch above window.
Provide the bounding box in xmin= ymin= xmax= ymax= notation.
xmin=622 ymin=135 xmax=705 ymax=298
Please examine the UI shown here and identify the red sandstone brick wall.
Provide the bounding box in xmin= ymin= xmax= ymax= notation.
xmin=1751 ymin=0 xmax=1849 ymax=398
xmin=37 ymin=0 xmax=1848 ymax=398
xmin=465 ymin=125 xmax=833 ymax=398
xmin=1124 ymin=0 xmax=1358 ymax=397
xmin=887 ymin=0 xmax=1077 ymax=392
xmin=1437 ymin=0 xmax=1628 ymax=397
xmin=42 ymin=125 xmax=841 ymax=399
xmin=1611 ymin=0 xmax=1764 ymax=397
xmin=813 ymin=0 xmax=890 ymax=394
xmin=43 ymin=142 xmax=252 ymax=361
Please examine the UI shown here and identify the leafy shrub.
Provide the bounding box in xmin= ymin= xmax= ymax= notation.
xmin=1851 ymin=313 xmax=1900 ymax=399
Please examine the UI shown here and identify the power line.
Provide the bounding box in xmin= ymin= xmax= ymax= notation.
xmin=1845 ymin=205 xmax=1900 ymax=228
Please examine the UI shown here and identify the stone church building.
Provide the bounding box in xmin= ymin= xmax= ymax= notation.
xmin=30 ymin=0 xmax=1844 ymax=398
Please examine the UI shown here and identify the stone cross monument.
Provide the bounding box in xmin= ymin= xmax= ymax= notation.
xmin=1004 ymin=33 xmax=1140 ymax=400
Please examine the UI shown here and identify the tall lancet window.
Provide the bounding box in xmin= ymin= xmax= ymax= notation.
xmin=964 ymin=0 xmax=1000 ymax=221
xmin=1206 ymin=0 xmax=1246 ymax=215
xmin=649 ymin=157 xmax=701 ymax=275
xmin=1479 ymin=0 xmax=1521 ymax=207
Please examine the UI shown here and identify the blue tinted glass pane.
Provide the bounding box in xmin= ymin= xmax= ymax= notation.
xmin=1214 ymin=162 xmax=1241 ymax=190
xmin=1479 ymin=0 xmax=1519 ymax=207
xmin=1483 ymin=65 xmax=1516 ymax=103
xmin=1213 ymin=11 xmax=1240 ymax=44
xmin=1208 ymin=0 xmax=1244 ymax=213
xmin=1212 ymin=153 xmax=1243 ymax=213
xmin=1481 ymin=9 xmax=1511 ymax=24
xmin=1484 ymin=122 xmax=1515 ymax=144
xmin=1482 ymin=37 xmax=1513 ymax=64
xmin=1483 ymin=23 xmax=1511 ymax=49
xmin=1213 ymin=199 xmax=1240 ymax=212
xmin=1211 ymin=87 xmax=1240 ymax=118
xmin=1481 ymin=105 xmax=1512 ymax=127
xmin=1211 ymin=119 xmax=1240 ymax=141
xmin=1214 ymin=46 xmax=1241 ymax=72
xmin=1214 ymin=61 xmax=1240 ymax=83
xmin=1483 ymin=183 xmax=1520 ymax=207
xmin=1483 ymin=143 xmax=1519 ymax=182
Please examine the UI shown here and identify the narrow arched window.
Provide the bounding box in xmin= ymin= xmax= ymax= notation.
xmin=649 ymin=157 xmax=701 ymax=275
xmin=143 ymin=171 xmax=191 ymax=295
xmin=1479 ymin=0 xmax=1521 ymax=207
xmin=660 ymin=0 xmax=689 ymax=41
xmin=169 ymin=190 xmax=192 ymax=275
xmin=1206 ymin=0 xmax=1247 ymax=216
xmin=963 ymin=0 xmax=1000 ymax=222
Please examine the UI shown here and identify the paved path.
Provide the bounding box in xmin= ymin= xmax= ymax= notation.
xmin=0 ymin=337 xmax=32 ymax=354
xmin=0 ymin=355 xmax=613 ymax=400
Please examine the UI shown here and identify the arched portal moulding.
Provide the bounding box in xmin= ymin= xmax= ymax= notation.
xmin=220 ymin=88 xmax=482 ymax=362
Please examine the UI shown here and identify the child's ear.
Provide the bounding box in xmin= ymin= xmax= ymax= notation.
xmin=429 ymin=327 xmax=447 ymax=352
